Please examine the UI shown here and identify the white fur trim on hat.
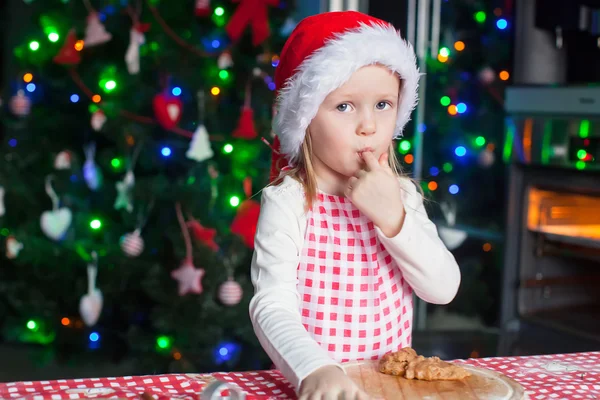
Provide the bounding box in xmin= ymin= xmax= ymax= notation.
xmin=274 ymin=22 xmax=420 ymax=164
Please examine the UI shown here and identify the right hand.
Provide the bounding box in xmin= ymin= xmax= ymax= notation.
xmin=298 ymin=365 xmax=373 ymax=400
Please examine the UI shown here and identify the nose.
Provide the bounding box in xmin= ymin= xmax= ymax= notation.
xmin=356 ymin=111 xmax=376 ymax=136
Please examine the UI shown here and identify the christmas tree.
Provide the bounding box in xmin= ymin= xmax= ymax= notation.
xmin=404 ymin=2 xmax=513 ymax=328
xmin=0 ymin=0 xmax=293 ymax=374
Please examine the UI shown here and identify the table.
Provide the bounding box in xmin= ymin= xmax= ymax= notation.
xmin=0 ymin=352 xmax=598 ymax=399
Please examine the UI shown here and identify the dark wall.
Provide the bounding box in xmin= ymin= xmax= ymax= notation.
xmin=368 ymin=0 xmax=408 ymax=31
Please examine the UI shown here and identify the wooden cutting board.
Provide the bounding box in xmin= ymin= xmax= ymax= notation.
xmin=343 ymin=360 xmax=525 ymax=400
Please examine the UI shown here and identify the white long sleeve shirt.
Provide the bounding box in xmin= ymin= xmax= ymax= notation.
xmin=249 ymin=175 xmax=461 ymax=390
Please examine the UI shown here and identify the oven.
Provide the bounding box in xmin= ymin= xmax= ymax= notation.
xmin=498 ymin=86 xmax=600 ymax=356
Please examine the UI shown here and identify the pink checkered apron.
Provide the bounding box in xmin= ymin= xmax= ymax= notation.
xmin=297 ymin=193 xmax=414 ymax=363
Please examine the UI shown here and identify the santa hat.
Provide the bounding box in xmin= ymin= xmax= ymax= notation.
xmin=270 ymin=11 xmax=420 ymax=182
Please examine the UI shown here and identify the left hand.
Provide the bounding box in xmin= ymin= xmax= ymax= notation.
xmin=345 ymin=151 xmax=406 ymax=237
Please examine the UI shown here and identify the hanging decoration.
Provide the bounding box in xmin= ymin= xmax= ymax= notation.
xmin=40 ymin=175 xmax=72 ymax=241
xmin=187 ymin=91 xmax=213 ymax=162
xmin=79 ymin=251 xmax=103 ymax=327
xmin=0 ymin=185 xmax=4 ymax=217
xmin=438 ymin=202 xmax=468 ymax=250
xmin=6 ymin=236 xmax=23 ymax=259
xmin=218 ymin=51 xmax=233 ymax=69
xmin=120 ymin=201 xmax=152 ymax=257
xmin=114 ymin=144 xmax=142 ymax=213
xmin=83 ymin=142 xmax=103 ymax=191
xmin=230 ymin=177 xmax=260 ymax=248
xmin=218 ymin=278 xmax=243 ymax=306
xmin=478 ymin=148 xmax=496 ymax=168
xmin=120 ymin=229 xmax=144 ymax=257
xmin=217 ymin=257 xmax=243 ymax=306
xmin=54 ymin=150 xmax=72 ymax=170
xmin=187 ymin=217 xmax=219 ymax=252
xmin=195 ymin=0 xmax=211 ymax=16
xmin=208 ymin=163 xmax=219 ymax=210
xmin=9 ymin=90 xmax=31 ymax=117
xmin=171 ymin=203 xmax=205 ymax=296
xmin=232 ymin=82 xmax=257 ymax=139
xmin=225 ymin=0 xmax=279 ymax=47
xmin=153 ymin=92 xmax=183 ymax=130
xmin=91 ymin=109 xmax=106 ymax=131
xmin=125 ymin=2 xmax=151 ymax=75
xmin=53 ymin=29 xmax=81 ymax=65
xmin=83 ymin=11 xmax=112 ymax=47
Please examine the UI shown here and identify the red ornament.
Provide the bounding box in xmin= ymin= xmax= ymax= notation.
xmin=54 ymin=29 xmax=81 ymax=65
xmin=225 ymin=0 xmax=279 ymax=46
xmin=153 ymin=93 xmax=183 ymax=130
xmin=232 ymin=106 xmax=257 ymax=139
xmin=187 ymin=219 xmax=219 ymax=252
xmin=230 ymin=177 xmax=260 ymax=248
xmin=230 ymin=200 xmax=260 ymax=248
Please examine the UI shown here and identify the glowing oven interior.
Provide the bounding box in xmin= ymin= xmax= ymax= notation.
xmin=527 ymin=188 xmax=600 ymax=243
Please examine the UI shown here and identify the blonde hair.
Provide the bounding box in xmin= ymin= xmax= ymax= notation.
xmin=274 ymin=132 xmax=415 ymax=211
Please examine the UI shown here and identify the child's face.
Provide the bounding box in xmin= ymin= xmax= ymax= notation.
xmin=308 ymin=65 xmax=400 ymax=184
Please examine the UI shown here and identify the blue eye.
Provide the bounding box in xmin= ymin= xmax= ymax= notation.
xmin=337 ymin=104 xmax=350 ymax=112
xmin=376 ymin=101 xmax=391 ymax=110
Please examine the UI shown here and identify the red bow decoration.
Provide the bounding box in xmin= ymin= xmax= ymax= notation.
xmin=230 ymin=177 xmax=260 ymax=249
xmin=225 ymin=0 xmax=279 ymax=46
xmin=54 ymin=29 xmax=81 ymax=65
xmin=187 ymin=219 xmax=219 ymax=252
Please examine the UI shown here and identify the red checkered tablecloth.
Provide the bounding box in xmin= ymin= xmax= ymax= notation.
xmin=0 ymin=352 xmax=598 ymax=399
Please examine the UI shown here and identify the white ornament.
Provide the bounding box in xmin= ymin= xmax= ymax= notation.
xmin=120 ymin=229 xmax=145 ymax=257
xmin=79 ymin=252 xmax=103 ymax=327
xmin=40 ymin=176 xmax=72 ymax=241
xmin=0 ymin=185 xmax=5 ymax=217
xmin=218 ymin=51 xmax=233 ymax=70
xmin=186 ymin=124 xmax=214 ymax=162
xmin=91 ymin=110 xmax=106 ymax=131
xmin=54 ymin=150 xmax=72 ymax=170
xmin=218 ymin=278 xmax=243 ymax=306
xmin=438 ymin=202 xmax=467 ymax=250
xmin=252 ymin=67 xmax=262 ymax=77
xmin=6 ymin=236 xmax=23 ymax=259
xmin=84 ymin=12 xmax=112 ymax=47
xmin=114 ymin=170 xmax=135 ymax=212
xmin=125 ymin=27 xmax=145 ymax=75
xmin=478 ymin=149 xmax=496 ymax=168
xmin=41 ymin=209 xmax=72 ymax=241
xmin=83 ymin=142 xmax=103 ymax=191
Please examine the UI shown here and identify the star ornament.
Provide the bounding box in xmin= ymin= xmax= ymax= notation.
xmin=171 ymin=259 xmax=205 ymax=296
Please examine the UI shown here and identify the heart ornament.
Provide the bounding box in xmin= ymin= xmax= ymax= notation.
xmin=40 ymin=176 xmax=72 ymax=241
xmin=79 ymin=252 xmax=103 ymax=327
xmin=153 ymin=93 xmax=183 ymax=130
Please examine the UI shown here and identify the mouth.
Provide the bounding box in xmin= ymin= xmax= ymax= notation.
xmin=357 ymin=147 xmax=374 ymax=157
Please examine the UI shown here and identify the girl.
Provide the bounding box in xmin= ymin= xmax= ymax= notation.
xmin=250 ymin=11 xmax=461 ymax=399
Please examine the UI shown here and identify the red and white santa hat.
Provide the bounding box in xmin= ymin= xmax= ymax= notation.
xmin=270 ymin=11 xmax=420 ymax=181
